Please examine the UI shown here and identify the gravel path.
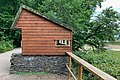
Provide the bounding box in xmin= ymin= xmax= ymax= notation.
xmin=0 ymin=48 xmax=69 ymax=80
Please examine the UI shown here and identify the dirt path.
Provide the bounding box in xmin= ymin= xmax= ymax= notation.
xmin=105 ymin=44 xmax=120 ymax=51
xmin=0 ymin=48 xmax=69 ymax=80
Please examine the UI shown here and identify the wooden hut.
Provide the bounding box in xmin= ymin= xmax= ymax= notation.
xmin=11 ymin=5 xmax=72 ymax=55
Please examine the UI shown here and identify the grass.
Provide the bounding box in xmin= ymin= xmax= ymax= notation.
xmin=107 ymin=50 xmax=120 ymax=60
xmin=107 ymin=50 xmax=120 ymax=69
xmin=105 ymin=42 xmax=120 ymax=45
xmin=14 ymin=72 xmax=49 ymax=75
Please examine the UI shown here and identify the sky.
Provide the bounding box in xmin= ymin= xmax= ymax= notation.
xmin=95 ymin=0 xmax=120 ymax=13
xmin=95 ymin=0 xmax=120 ymax=30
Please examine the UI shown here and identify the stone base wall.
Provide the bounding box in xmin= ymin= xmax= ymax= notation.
xmin=10 ymin=53 xmax=68 ymax=75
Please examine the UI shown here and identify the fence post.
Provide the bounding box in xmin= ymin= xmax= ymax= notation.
xmin=78 ymin=64 xmax=82 ymax=80
xmin=68 ymin=56 xmax=71 ymax=80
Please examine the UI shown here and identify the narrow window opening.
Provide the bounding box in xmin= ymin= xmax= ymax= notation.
xmin=55 ymin=40 xmax=70 ymax=46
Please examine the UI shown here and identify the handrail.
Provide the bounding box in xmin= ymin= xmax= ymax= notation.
xmin=66 ymin=52 xmax=117 ymax=80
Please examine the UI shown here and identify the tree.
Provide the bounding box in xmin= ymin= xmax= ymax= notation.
xmin=0 ymin=0 xmax=21 ymax=47
xmin=73 ymin=7 xmax=120 ymax=51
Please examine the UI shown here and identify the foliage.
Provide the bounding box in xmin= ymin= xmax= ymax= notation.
xmin=73 ymin=50 xmax=120 ymax=79
xmin=0 ymin=0 xmax=21 ymax=49
xmin=20 ymin=0 xmax=44 ymax=9
xmin=73 ymin=7 xmax=120 ymax=51
xmin=0 ymin=41 xmax=13 ymax=53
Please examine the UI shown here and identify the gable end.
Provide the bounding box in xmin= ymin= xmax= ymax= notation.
xmin=11 ymin=5 xmax=73 ymax=31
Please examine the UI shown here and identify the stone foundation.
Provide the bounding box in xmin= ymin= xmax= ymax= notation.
xmin=10 ymin=53 xmax=68 ymax=75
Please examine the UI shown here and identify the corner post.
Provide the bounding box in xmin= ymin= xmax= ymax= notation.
xmin=78 ymin=64 xmax=82 ymax=80
xmin=68 ymin=56 xmax=71 ymax=80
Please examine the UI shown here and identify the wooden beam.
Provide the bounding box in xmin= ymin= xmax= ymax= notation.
xmin=68 ymin=56 xmax=71 ymax=80
xmin=66 ymin=64 xmax=77 ymax=80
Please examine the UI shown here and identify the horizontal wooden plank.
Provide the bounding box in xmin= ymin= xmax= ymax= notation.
xmin=17 ymin=22 xmax=69 ymax=31
xmin=23 ymin=48 xmax=71 ymax=51
xmin=22 ymin=29 xmax=66 ymax=31
xmin=17 ymin=25 xmax=66 ymax=30
xmin=19 ymin=17 xmax=46 ymax=21
xmin=22 ymin=32 xmax=70 ymax=34
xmin=21 ymin=10 xmax=41 ymax=16
xmin=20 ymin=26 xmax=64 ymax=30
xmin=22 ymin=43 xmax=71 ymax=47
xmin=20 ymin=10 xmax=45 ymax=20
xmin=22 ymin=35 xmax=70 ymax=37
xmin=22 ymin=43 xmax=55 ymax=46
xmin=20 ymin=11 xmax=49 ymax=22
xmin=23 ymin=50 xmax=70 ymax=53
xmin=22 ymin=38 xmax=53 ymax=40
xmin=20 ymin=15 xmax=41 ymax=18
xmin=22 ymin=40 xmax=71 ymax=45
xmin=17 ymin=20 xmax=52 ymax=24
xmin=22 ymin=33 xmax=70 ymax=36
xmin=22 ymin=41 xmax=54 ymax=44
xmin=22 ymin=45 xmax=70 ymax=48
xmin=16 ymin=22 xmax=68 ymax=28
xmin=16 ymin=23 xmax=59 ymax=27
xmin=21 ymin=10 xmax=41 ymax=18
xmin=22 ymin=51 xmax=68 ymax=54
xmin=22 ymin=52 xmax=70 ymax=54
xmin=22 ymin=9 xmax=31 ymax=13
xmin=22 ymin=36 xmax=71 ymax=40
xmin=22 ymin=37 xmax=71 ymax=40
xmin=17 ymin=20 xmax=46 ymax=23
xmin=22 ymin=47 xmax=70 ymax=50
xmin=22 ymin=52 xmax=66 ymax=55
xmin=22 ymin=29 xmax=70 ymax=33
xmin=21 ymin=12 xmax=39 ymax=17
xmin=22 ymin=40 xmax=54 ymax=42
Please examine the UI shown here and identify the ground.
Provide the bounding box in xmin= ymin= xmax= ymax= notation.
xmin=0 ymin=48 xmax=69 ymax=80
xmin=105 ymin=44 xmax=120 ymax=51
xmin=84 ymin=44 xmax=120 ymax=51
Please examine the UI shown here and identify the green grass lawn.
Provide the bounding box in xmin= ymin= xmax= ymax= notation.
xmin=109 ymin=50 xmax=120 ymax=60
xmin=107 ymin=50 xmax=120 ymax=69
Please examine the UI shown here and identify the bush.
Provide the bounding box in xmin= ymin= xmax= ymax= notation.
xmin=72 ymin=50 xmax=120 ymax=79
xmin=0 ymin=40 xmax=13 ymax=53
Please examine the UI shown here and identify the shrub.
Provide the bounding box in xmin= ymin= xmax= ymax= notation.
xmin=72 ymin=50 xmax=120 ymax=79
xmin=0 ymin=40 xmax=13 ymax=53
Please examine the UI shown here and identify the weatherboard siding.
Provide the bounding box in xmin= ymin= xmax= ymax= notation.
xmin=15 ymin=9 xmax=72 ymax=55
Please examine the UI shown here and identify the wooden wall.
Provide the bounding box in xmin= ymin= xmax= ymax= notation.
xmin=16 ymin=9 xmax=72 ymax=55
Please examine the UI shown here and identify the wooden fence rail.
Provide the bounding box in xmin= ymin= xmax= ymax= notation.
xmin=66 ymin=52 xmax=117 ymax=80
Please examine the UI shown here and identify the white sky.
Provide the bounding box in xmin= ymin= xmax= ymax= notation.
xmin=95 ymin=0 xmax=120 ymax=13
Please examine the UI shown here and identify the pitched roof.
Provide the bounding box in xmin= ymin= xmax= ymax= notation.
xmin=11 ymin=5 xmax=73 ymax=31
